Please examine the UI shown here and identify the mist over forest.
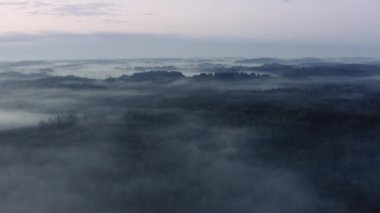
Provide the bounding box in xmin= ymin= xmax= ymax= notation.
xmin=0 ymin=57 xmax=379 ymax=213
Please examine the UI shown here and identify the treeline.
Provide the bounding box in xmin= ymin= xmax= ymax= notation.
xmin=106 ymin=71 xmax=270 ymax=82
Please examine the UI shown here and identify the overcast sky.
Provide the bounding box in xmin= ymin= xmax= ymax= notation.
xmin=0 ymin=0 xmax=379 ymax=60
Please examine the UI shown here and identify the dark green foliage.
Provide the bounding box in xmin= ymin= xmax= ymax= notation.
xmin=123 ymin=71 xmax=185 ymax=82
xmin=39 ymin=115 xmax=79 ymax=130
xmin=283 ymin=64 xmax=380 ymax=78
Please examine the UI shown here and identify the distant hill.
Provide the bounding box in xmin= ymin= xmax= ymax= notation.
xmin=236 ymin=57 xmax=325 ymax=65
xmin=236 ymin=58 xmax=284 ymax=64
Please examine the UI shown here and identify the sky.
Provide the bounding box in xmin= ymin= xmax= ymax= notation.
xmin=0 ymin=0 xmax=380 ymax=60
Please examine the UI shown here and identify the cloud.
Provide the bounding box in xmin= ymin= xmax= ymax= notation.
xmin=103 ymin=19 xmax=129 ymax=24
xmin=0 ymin=1 xmax=28 ymax=6
xmin=0 ymin=0 xmax=119 ymax=17
xmin=48 ymin=2 xmax=115 ymax=16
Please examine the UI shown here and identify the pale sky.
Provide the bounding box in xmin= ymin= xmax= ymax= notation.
xmin=0 ymin=0 xmax=380 ymax=60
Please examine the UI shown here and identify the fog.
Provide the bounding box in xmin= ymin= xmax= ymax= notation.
xmin=0 ymin=109 xmax=50 ymax=130
xmin=0 ymin=58 xmax=379 ymax=212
